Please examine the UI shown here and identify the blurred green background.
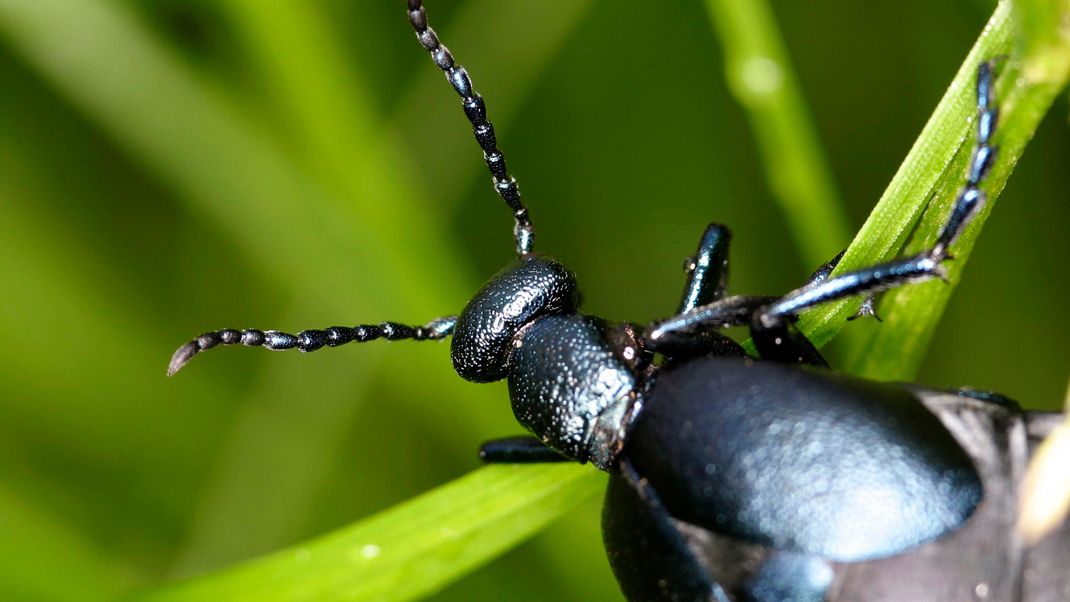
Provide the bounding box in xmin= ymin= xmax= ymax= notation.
xmin=0 ymin=0 xmax=1066 ymax=600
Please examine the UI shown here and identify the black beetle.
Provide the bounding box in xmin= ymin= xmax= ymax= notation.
xmin=169 ymin=2 xmax=1069 ymax=600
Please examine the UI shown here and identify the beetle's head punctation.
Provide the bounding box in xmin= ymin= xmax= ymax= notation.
xmin=450 ymin=256 xmax=578 ymax=383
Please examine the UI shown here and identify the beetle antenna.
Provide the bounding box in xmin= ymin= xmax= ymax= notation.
xmin=406 ymin=0 xmax=535 ymax=257
xmin=167 ymin=316 xmax=456 ymax=376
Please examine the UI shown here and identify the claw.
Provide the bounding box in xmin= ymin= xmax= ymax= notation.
xmin=847 ymin=296 xmax=882 ymax=322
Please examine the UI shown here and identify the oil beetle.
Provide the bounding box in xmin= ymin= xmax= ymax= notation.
xmin=169 ymin=2 xmax=1069 ymax=600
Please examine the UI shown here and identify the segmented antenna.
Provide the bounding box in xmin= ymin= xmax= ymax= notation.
xmin=406 ymin=0 xmax=535 ymax=257
xmin=168 ymin=317 xmax=456 ymax=376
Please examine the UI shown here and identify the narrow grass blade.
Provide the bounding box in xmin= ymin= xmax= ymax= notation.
xmin=846 ymin=0 xmax=1070 ymax=379
xmin=139 ymin=465 xmax=604 ymax=602
xmin=1004 ymin=0 xmax=1070 ymax=545
xmin=787 ymin=1 xmax=1012 ymax=362
xmin=701 ymin=0 xmax=850 ymax=270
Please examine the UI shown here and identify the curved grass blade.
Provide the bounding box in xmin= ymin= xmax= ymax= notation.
xmin=1011 ymin=0 xmax=1070 ymax=546
xmin=846 ymin=0 xmax=1070 ymax=380
xmin=138 ymin=465 xmax=604 ymax=602
xmin=768 ymin=0 xmax=1070 ymax=383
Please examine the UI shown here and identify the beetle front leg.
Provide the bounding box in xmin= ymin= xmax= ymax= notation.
xmin=805 ymin=249 xmax=880 ymax=321
xmin=752 ymin=59 xmax=1001 ymax=367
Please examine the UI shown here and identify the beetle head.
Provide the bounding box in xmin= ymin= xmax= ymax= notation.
xmin=451 ymin=256 xmax=578 ymax=382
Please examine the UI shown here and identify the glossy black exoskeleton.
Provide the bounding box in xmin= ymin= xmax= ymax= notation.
xmin=168 ymin=3 xmax=1069 ymax=601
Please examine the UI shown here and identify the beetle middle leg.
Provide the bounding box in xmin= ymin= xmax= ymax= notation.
xmin=640 ymin=225 xmax=753 ymax=359
xmin=805 ymin=249 xmax=880 ymax=322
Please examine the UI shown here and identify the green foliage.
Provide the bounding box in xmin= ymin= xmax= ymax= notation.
xmin=141 ymin=465 xmax=604 ymax=602
xmin=0 ymin=1 xmax=1065 ymax=601
xmin=701 ymin=0 xmax=851 ymax=270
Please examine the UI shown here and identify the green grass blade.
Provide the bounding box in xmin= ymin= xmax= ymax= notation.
xmin=701 ymin=0 xmax=851 ymax=269
xmin=139 ymin=465 xmax=603 ymax=602
xmin=846 ymin=0 xmax=1070 ymax=379
xmin=1015 ymin=0 xmax=1070 ymax=80
xmin=784 ymin=0 xmax=1053 ymax=372
xmin=796 ymin=0 xmax=1012 ymax=348
xmin=1013 ymin=0 xmax=1070 ymax=538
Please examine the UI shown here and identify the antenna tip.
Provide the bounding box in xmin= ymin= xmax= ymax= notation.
xmin=167 ymin=341 xmax=200 ymax=377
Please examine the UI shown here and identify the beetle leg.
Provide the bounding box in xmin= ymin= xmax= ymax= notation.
xmin=750 ymin=240 xmax=965 ymax=366
xmin=750 ymin=312 xmax=830 ymax=367
xmin=677 ymin=224 xmax=733 ymax=314
xmin=805 ymin=249 xmax=880 ymax=322
xmin=954 ymin=386 xmax=1020 ymax=408
xmin=603 ymin=459 xmax=732 ymax=602
xmin=846 ymin=295 xmax=881 ymax=322
xmin=645 ymin=295 xmax=775 ymax=352
xmin=804 ymin=250 xmax=842 ymax=286
xmin=750 ymin=248 xmax=954 ymax=365
xmin=752 ymin=59 xmax=1001 ymax=366
xmin=477 ymin=436 xmax=571 ymax=463
xmin=932 ymin=58 xmax=1000 ymax=258
xmin=751 ymin=60 xmax=1001 ymax=365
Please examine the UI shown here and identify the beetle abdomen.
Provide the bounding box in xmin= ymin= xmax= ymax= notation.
xmin=626 ymin=357 xmax=982 ymax=561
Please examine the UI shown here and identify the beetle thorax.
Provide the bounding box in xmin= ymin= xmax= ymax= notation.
xmin=507 ymin=313 xmax=639 ymax=469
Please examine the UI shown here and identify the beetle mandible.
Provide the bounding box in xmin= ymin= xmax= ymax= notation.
xmin=168 ymin=2 xmax=1069 ymax=600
